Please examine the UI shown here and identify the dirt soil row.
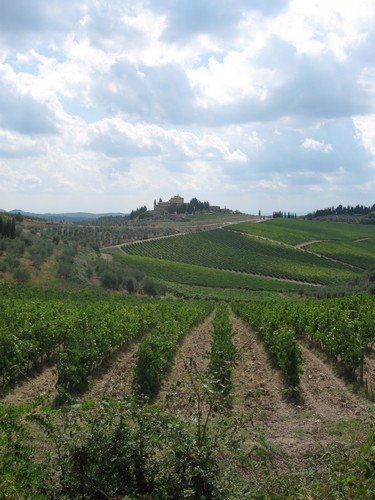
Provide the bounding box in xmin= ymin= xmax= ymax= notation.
xmin=2 ymin=309 xmax=372 ymax=473
xmin=230 ymin=312 xmax=370 ymax=469
xmin=158 ymin=310 xmax=372 ymax=469
xmin=2 ymin=340 xmax=140 ymax=405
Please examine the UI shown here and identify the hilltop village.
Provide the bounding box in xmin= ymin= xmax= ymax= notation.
xmin=153 ymin=194 xmax=220 ymax=214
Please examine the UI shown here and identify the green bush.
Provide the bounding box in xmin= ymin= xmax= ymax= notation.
xmin=13 ymin=267 xmax=31 ymax=284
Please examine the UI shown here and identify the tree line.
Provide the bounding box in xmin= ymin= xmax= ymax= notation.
xmin=309 ymin=203 xmax=375 ymax=218
xmin=0 ymin=215 xmax=16 ymax=239
xmin=272 ymin=211 xmax=297 ymax=219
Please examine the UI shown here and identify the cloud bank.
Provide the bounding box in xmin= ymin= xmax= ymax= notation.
xmin=0 ymin=0 xmax=375 ymax=213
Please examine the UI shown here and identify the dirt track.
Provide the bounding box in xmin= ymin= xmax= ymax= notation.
xmin=230 ymin=313 xmax=370 ymax=468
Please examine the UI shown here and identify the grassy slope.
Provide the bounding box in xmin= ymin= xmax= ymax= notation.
xmin=2 ymin=216 xmax=374 ymax=498
xmin=228 ymin=218 xmax=375 ymax=245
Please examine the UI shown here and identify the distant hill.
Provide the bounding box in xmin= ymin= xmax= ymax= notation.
xmin=7 ymin=210 xmax=128 ymax=223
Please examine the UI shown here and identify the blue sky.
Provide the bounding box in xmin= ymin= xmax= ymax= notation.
xmin=0 ymin=0 xmax=375 ymax=214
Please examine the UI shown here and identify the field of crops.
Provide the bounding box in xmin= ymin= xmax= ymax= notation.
xmin=0 ymin=286 xmax=212 ymax=394
xmin=122 ymin=228 xmax=359 ymax=285
xmin=113 ymin=253 xmax=314 ymax=293
xmin=305 ymin=239 xmax=375 ymax=269
xmin=1 ymin=279 xmax=374 ymax=498
xmin=228 ymin=218 xmax=375 ymax=245
xmin=162 ymin=281 xmax=289 ymax=301
xmin=2 ymin=214 xmax=375 ymax=498
xmin=234 ymin=293 xmax=375 ymax=388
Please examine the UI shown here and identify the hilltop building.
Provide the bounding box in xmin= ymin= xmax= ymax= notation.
xmin=154 ymin=195 xmax=184 ymax=211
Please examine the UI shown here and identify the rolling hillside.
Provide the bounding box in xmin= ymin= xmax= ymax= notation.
xmin=107 ymin=218 xmax=375 ymax=299
xmin=1 ymin=215 xmax=374 ymax=498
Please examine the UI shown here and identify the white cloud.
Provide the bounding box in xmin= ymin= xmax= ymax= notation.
xmin=0 ymin=0 xmax=374 ymax=213
xmin=254 ymin=179 xmax=288 ymax=190
xmin=353 ymin=114 xmax=375 ymax=159
xmin=301 ymin=138 xmax=333 ymax=153
xmin=85 ymin=118 xmax=247 ymax=164
xmin=272 ymin=0 xmax=374 ymax=60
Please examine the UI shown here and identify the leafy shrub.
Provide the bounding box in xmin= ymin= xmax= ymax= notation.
xmin=13 ymin=267 xmax=31 ymax=284
xmin=28 ymin=239 xmax=54 ymax=268
xmin=5 ymin=255 xmax=20 ymax=271
xmin=142 ymin=276 xmax=166 ymax=296
xmin=6 ymin=239 xmax=25 ymax=257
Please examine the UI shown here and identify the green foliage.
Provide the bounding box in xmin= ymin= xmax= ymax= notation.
xmin=56 ymin=244 xmax=77 ymax=279
xmin=113 ymin=252 xmax=314 ymax=293
xmin=4 ymin=254 xmax=20 ymax=271
xmin=28 ymin=239 xmax=54 ymax=269
xmin=0 ymin=403 xmax=46 ymax=498
xmin=208 ymin=304 xmax=237 ymax=400
xmin=0 ymin=291 xmax=195 ymax=392
xmin=1 ymin=394 xmax=241 ymax=499
xmin=6 ymin=238 xmax=26 ymax=257
xmin=307 ymin=239 xmax=375 ymax=269
xmin=123 ymin=228 xmax=358 ymax=285
xmin=163 ymin=281 xmax=289 ymax=301
xmin=56 ymin=301 xmax=161 ymax=393
xmin=13 ymin=267 xmax=31 ymax=283
xmin=272 ymin=327 xmax=302 ymax=387
xmin=0 ymin=283 xmax=374 ymax=498
xmin=0 ymin=215 xmax=16 ymax=239
xmin=133 ymin=301 xmax=213 ymax=399
xmin=142 ymin=276 xmax=166 ymax=296
xmin=96 ymin=258 xmax=144 ymax=290
xmin=233 ymin=302 xmax=304 ymax=388
xmin=234 ymin=294 xmax=375 ymax=386
xmin=96 ymin=258 xmax=166 ymax=295
xmin=229 ymin=218 xmax=375 ymax=245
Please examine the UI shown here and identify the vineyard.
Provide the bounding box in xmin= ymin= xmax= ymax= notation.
xmin=122 ymin=228 xmax=359 ymax=284
xmin=304 ymin=239 xmax=375 ymax=269
xmin=113 ymin=253 xmax=314 ymax=293
xmin=228 ymin=218 xmax=375 ymax=245
xmin=1 ymin=216 xmax=375 ymax=498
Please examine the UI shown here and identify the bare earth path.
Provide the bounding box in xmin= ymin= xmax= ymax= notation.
xmin=230 ymin=312 xmax=371 ymax=470
xmin=81 ymin=340 xmax=140 ymax=401
xmin=3 ymin=365 xmax=58 ymax=405
xmin=2 ymin=340 xmax=140 ymax=405
xmin=158 ymin=310 xmax=215 ymax=407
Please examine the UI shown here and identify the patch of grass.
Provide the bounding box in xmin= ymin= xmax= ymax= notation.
xmin=326 ymin=419 xmax=368 ymax=439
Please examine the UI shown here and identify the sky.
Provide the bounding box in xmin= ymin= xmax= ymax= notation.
xmin=1 ymin=0 xmax=375 ymax=215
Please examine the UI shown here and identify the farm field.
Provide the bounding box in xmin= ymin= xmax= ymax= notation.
xmin=1 ymin=285 xmax=374 ymax=498
xmin=305 ymin=239 xmax=375 ymax=269
xmin=1 ymin=217 xmax=375 ymax=498
xmin=161 ymin=281 xmax=290 ymax=301
xmin=122 ymin=227 xmax=360 ymax=285
xmin=228 ymin=217 xmax=375 ymax=245
xmin=112 ymin=253 xmax=315 ymax=293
